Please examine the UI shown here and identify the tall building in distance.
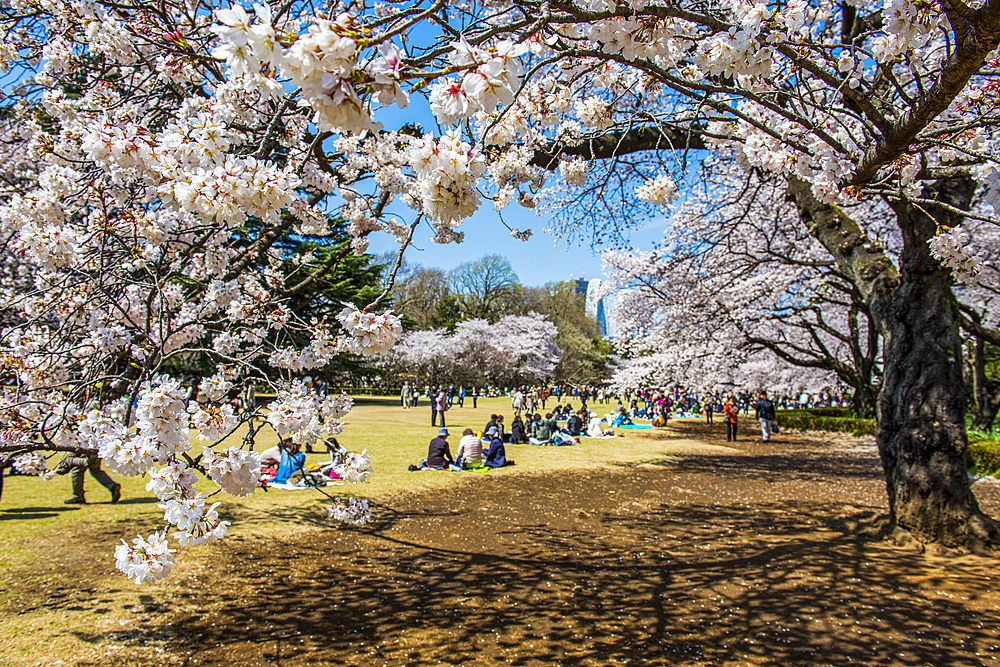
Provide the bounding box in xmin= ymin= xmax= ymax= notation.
xmin=584 ymin=278 xmax=610 ymax=339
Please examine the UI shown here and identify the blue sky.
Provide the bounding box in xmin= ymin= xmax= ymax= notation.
xmin=367 ymin=203 xmax=669 ymax=287
xmin=368 ymin=96 xmax=671 ymax=286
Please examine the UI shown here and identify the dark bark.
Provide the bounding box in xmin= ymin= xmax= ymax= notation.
xmin=529 ymin=126 xmax=706 ymax=169
xmin=789 ymin=176 xmax=998 ymax=549
xmin=850 ymin=385 xmax=878 ymax=420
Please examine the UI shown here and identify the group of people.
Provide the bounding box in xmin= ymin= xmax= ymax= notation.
xmin=415 ymin=402 xmax=620 ymax=471
xmin=618 ymin=388 xmax=781 ymax=443
xmin=704 ymin=391 xmax=778 ymax=442
xmin=401 ymin=382 xmax=478 ymax=411
xmin=419 ymin=426 xmax=511 ymax=471
xmin=399 ymin=382 xmax=622 ymax=412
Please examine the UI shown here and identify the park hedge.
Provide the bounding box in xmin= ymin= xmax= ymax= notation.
xmin=777 ymin=408 xmax=877 ymax=436
xmin=968 ymin=438 xmax=1000 ymax=476
xmin=777 ymin=408 xmax=1000 ymax=475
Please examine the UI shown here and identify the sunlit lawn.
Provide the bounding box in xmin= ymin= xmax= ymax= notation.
xmin=0 ymin=395 xmax=725 ymax=575
xmin=0 ymin=398 xmax=735 ymax=665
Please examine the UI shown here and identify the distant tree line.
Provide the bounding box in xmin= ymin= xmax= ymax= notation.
xmin=380 ymin=253 xmax=610 ymax=385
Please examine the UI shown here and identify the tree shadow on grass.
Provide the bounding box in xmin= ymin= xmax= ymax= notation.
xmin=71 ymin=426 xmax=1000 ymax=667
xmin=0 ymin=505 xmax=84 ymax=520
xmin=127 ymin=497 xmax=1000 ymax=667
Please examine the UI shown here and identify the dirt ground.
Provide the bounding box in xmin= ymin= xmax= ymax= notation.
xmin=10 ymin=420 xmax=1000 ymax=666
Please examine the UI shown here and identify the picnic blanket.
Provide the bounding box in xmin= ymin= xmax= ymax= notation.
xmin=527 ymin=437 xmax=575 ymax=446
xmin=580 ymin=434 xmax=617 ymax=439
xmin=616 ymin=423 xmax=653 ymax=430
xmin=266 ymin=481 xmax=343 ymax=490
xmin=407 ymin=463 xmax=506 ymax=472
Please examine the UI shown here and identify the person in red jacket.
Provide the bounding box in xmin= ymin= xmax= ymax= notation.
xmin=723 ymin=393 xmax=739 ymax=442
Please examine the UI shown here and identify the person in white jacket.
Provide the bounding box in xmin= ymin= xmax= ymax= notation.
xmin=455 ymin=428 xmax=484 ymax=468
xmin=511 ymin=388 xmax=525 ymax=418
xmin=588 ymin=414 xmax=607 ymax=438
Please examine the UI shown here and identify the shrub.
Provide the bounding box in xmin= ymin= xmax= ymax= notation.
xmin=776 ymin=409 xmax=877 ymax=436
xmin=967 ymin=438 xmax=1000 ymax=476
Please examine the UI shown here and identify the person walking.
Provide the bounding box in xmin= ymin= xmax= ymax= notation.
xmin=401 ymin=382 xmax=412 ymax=409
xmin=458 ymin=385 xmax=465 ymax=407
xmin=435 ymin=387 xmax=448 ymax=428
xmin=56 ymin=453 xmax=121 ymax=505
xmin=512 ymin=387 xmax=525 ymax=418
xmin=754 ymin=391 xmax=777 ymax=442
xmin=723 ymin=393 xmax=739 ymax=442
xmin=472 ymin=386 xmax=479 ymax=408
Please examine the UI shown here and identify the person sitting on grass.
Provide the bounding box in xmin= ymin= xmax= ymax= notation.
xmin=566 ymin=409 xmax=584 ymax=436
xmin=484 ymin=435 xmax=512 ymax=468
xmin=611 ymin=409 xmax=634 ymax=427
xmin=456 ymin=428 xmax=484 ymax=468
xmin=319 ymin=438 xmax=348 ymax=479
xmin=587 ymin=414 xmax=609 ymax=437
xmin=526 ymin=413 xmax=542 ymax=438
xmin=510 ymin=416 xmax=527 ymax=444
xmin=535 ymin=413 xmax=557 ymax=441
xmin=484 ymin=414 xmax=500 ymax=440
xmin=425 ymin=428 xmax=454 ymax=470
xmin=266 ymin=439 xmax=305 ymax=485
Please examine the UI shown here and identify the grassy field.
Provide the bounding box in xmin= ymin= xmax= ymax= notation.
xmin=0 ymin=396 xmax=735 ymax=665
xmin=0 ymin=395 xmax=725 ymax=580
xmin=5 ymin=401 xmax=1000 ymax=666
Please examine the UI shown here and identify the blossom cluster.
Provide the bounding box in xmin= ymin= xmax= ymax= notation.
xmin=266 ymin=381 xmax=354 ymax=446
xmin=114 ymin=532 xmax=176 ymax=584
xmin=334 ymin=448 xmax=373 ymax=484
xmin=636 ymin=175 xmax=679 ymax=206
xmin=326 ymin=497 xmax=371 ymax=526
xmin=336 ymin=305 xmax=403 ymax=356
xmin=428 ymin=39 xmax=527 ymax=125
xmin=201 ymin=446 xmax=262 ymax=497
xmin=929 ymin=227 xmax=983 ymax=285
xmin=12 ymin=451 xmax=48 ymax=476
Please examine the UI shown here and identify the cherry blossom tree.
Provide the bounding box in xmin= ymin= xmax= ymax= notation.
xmin=389 ymin=313 xmax=560 ymax=385
xmin=3 ymin=0 xmax=1000 ymax=570
xmin=602 ymin=162 xmax=889 ymax=417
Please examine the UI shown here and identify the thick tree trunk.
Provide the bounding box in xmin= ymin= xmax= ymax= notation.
xmin=878 ymin=181 xmax=995 ymax=547
xmin=790 ymin=176 xmax=998 ymax=549
xmin=850 ymin=385 xmax=878 ymax=420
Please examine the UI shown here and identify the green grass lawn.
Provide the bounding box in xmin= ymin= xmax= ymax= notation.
xmin=0 ymin=397 xmax=731 ymax=595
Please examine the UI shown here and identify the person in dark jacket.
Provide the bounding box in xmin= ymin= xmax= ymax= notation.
xmin=484 ymin=437 xmax=509 ymax=468
xmin=428 ymin=386 xmax=438 ymax=426
xmin=566 ymin=410 xmax=584 ymax=436
xmin=484 ymin=414 xmax=500 ymax=440
xmin=754 ymin=391 xmax=777 ymax=442
xmin=426 ymin=428 xmax=453 ymax=469
xmin=510 ymin=416 xmax=527 ymax=444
